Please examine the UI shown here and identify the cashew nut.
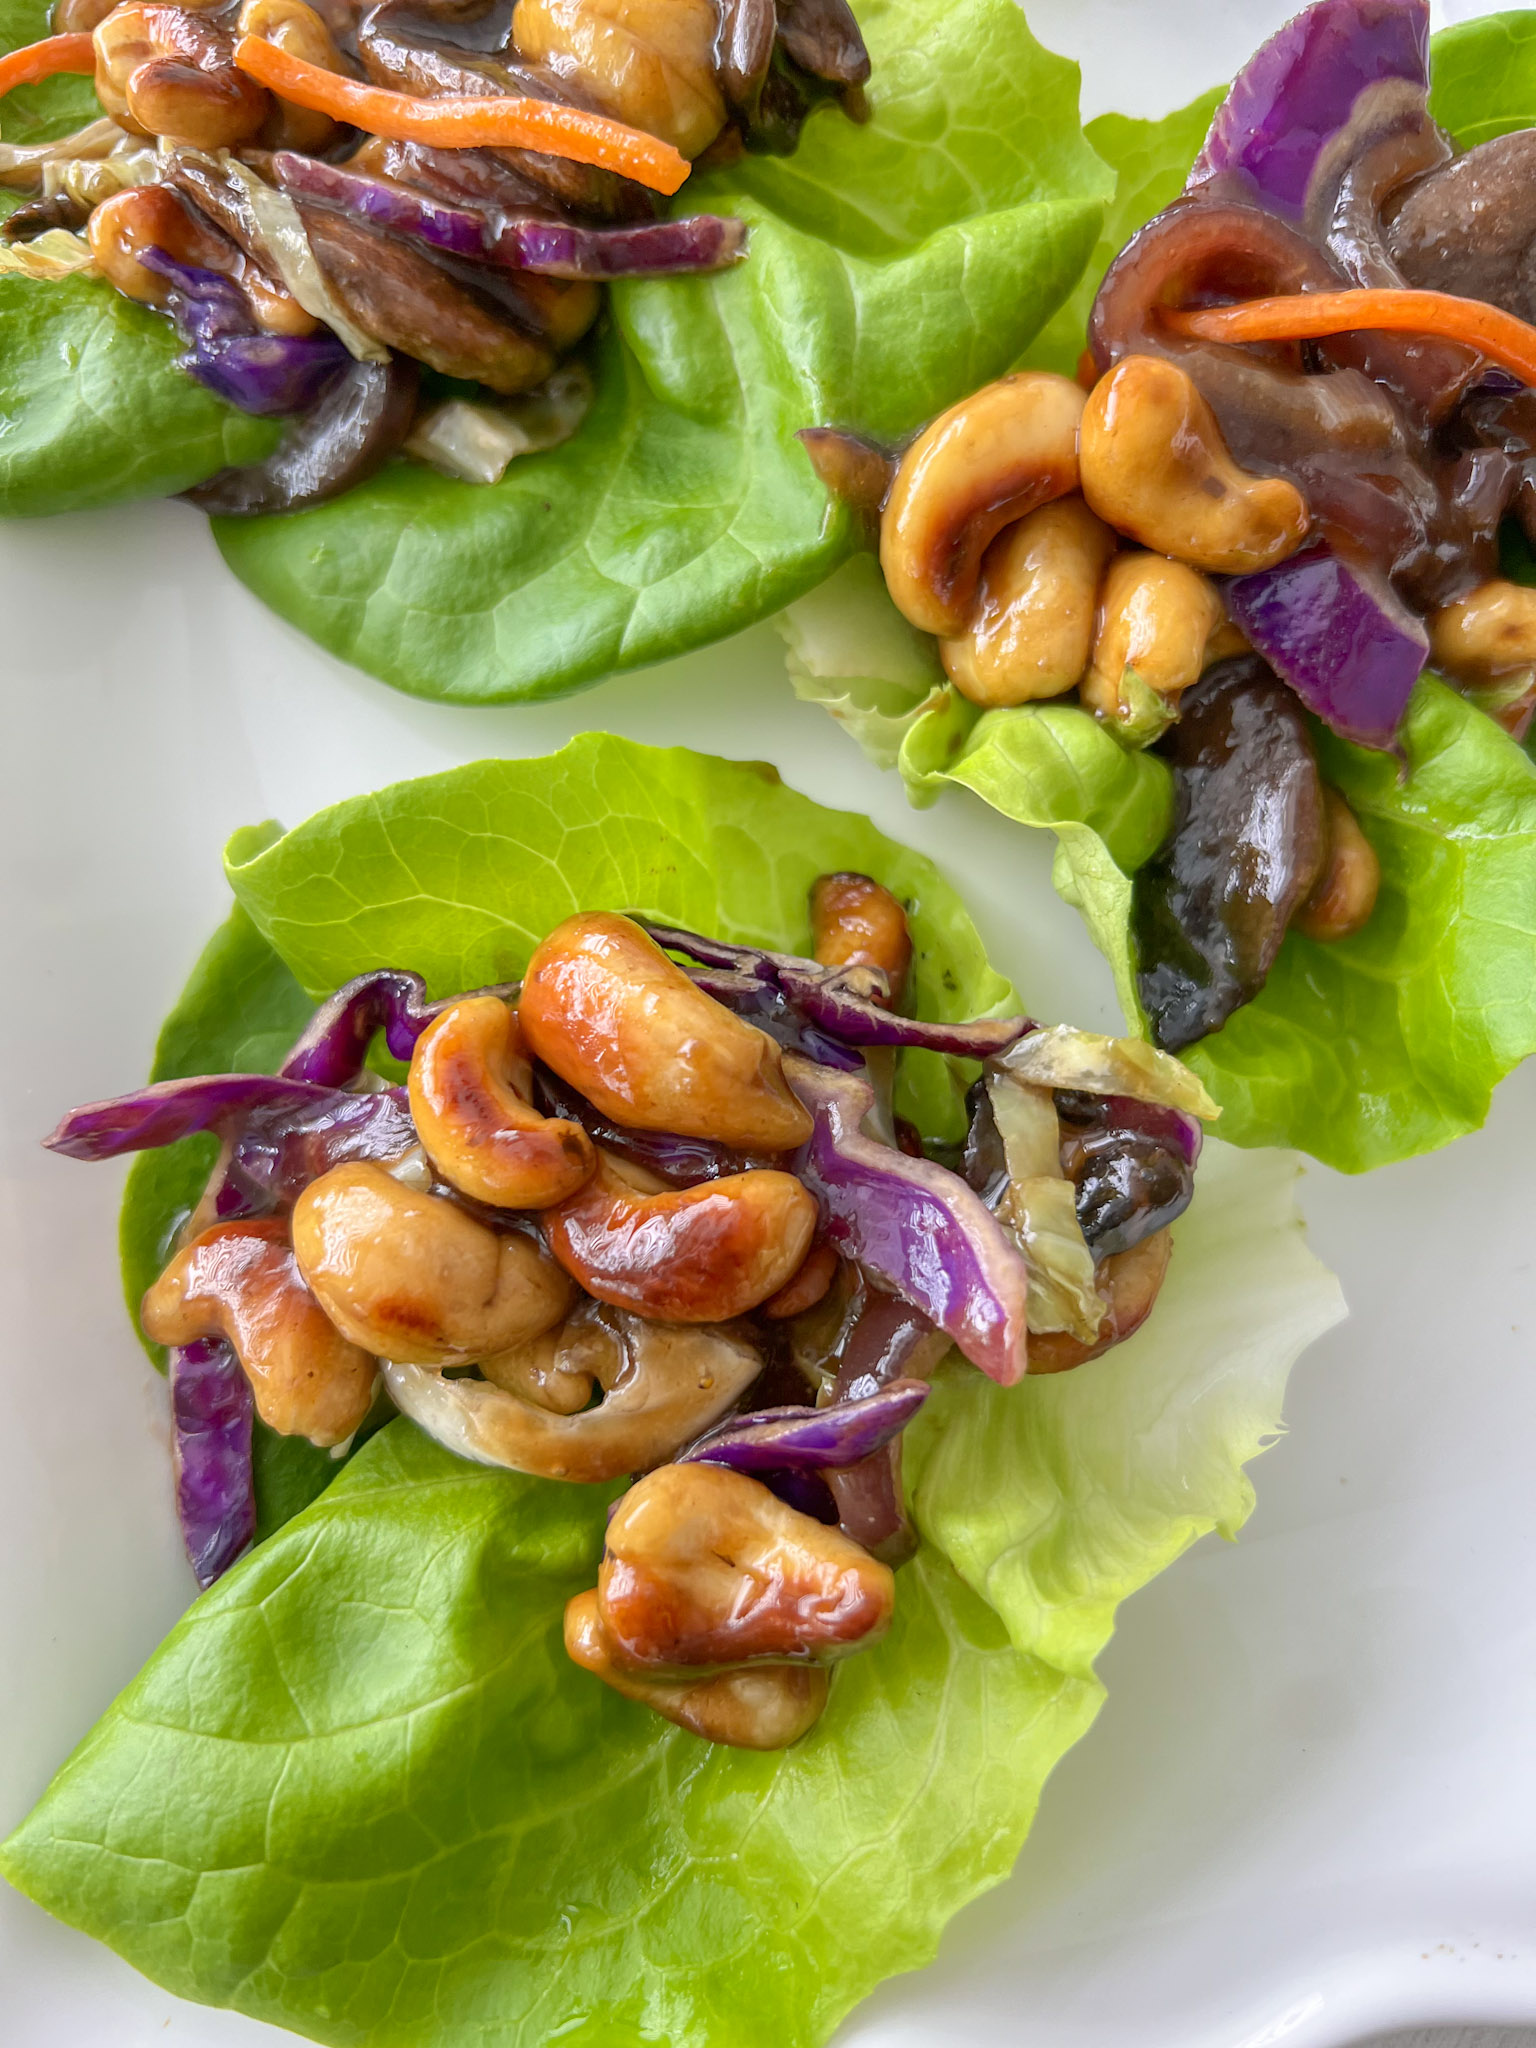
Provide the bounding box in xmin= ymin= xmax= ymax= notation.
xmin=545 ymin=1155 xmax=817 ymax=1321
xmin=564 ymin=1590 xmax=830 ymax=1749
xmin=1079 ymin=356 xmax=1309 ymax=574
xmin=1428 ymin=578 xmax=1536 ymax=683
xmin=809 ymin=871 xmax=911 ymax=1000
xmin=1080 ymin=551 xmax=1226 ymax=731
xmin=1294 ymin=786 xmax=1380 ymax=943
xmin=1027 ymin=1225 xmax=1173 ymax=1374
xmin=142 ymin=1218 xmax=376 ymax=1446
xmin=408 ymin=995 xmax=596 ymax=1210
xmin=237 ymin=0 xmax=341 ymax=149
xmin=598 ymin=1461 xmax=895 ymax=1674
xmin=939 ymin=494 xmax=1117 ymax=707
xmin=513 ymin=0 xmax=725 ymax=157
xmin=291 ymin=1161 xmax=574 ymax=1365
xmin=478 ymin=1318 xmax=601 ymax=1414
xmin=94 ymin=2 xmax=269 ymax=148
xmin=86 ymin=184 xmax=313 ymax=336
xmin=880 ymin=371 xmax=1087 ymax=636
xmin=382 ymin=1306 xmax=762 ymax=1482
xmin=520 ymin=912 xmax=812 ymax=1152
xmin=761 ymin=1240 xmax=839 ymax=1320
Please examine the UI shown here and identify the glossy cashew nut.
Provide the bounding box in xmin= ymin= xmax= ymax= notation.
xmin=544 ymin=1156 xmax=817 ymax=1320
xmin=880 ymin=371 xmax=1087 ymax=636
xmin=1026 ymin=1225 xmax=1172 ymax=1374
xmin=1080 ymin=551 xmax=1226 ymax=728
xmin=86 ymin=184 xmax=314 ymax=335
xmin=1294 ymin=786 xmax=1380 ymax=943
xmin=564 ymin=1590 xmax=830 ymax=1749
xmin=478 ymin=1315 xmax=604 ymax=1414
xmin=408 ymin=995 xmax=597 ymax=1210
xmin=519 ymin=912 xmax=812 ymax=1151
xmin=512 ymin=0 xmax=726 ymax=158
xmin=94 ymin=1 xmax=269 ymax=147
xmin=141 ymin=1218 xmax=377 ymax=1446
xmin=237 ymin=0 xmax=341 ymax=149
xmin=761 ymin=1239 xmax=840 ymax=1319
xmin=382 ymin=1307 xmax=762 ymax=1482
xmin=1079 ymin=356 xmax=1309 ymax=574
xmin=291 ymin=1161 xmax=575 ymax=1365
xmin=809 ymin=871 xmax=912 ymax=1002
xmin=1428 ymin=578 xmax=1536 ymax=682
xmin=597 ymin=1461 xmax=895 ymax=1673
xmin=941 ymin=495 xmax=1117 ymax=707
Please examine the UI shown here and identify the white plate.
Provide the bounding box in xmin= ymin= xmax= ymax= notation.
xmin=3 ymin=2 xmax=1535 ymax=2041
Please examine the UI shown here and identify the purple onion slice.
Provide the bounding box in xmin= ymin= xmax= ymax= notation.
xmin=1189 ymin=0 xmax=1430 ymax=219
xmin=282 ymin=968 xmax=518 ymax=1086
xmin=171 ymin=1338 xmax=256 ymax=1590
xmin=786 ymin=1055 xmax=1029 ymax=1385
xmin=1224 ymin=546 xmax=1427 ymax=751
xmin=683 ymin=1379 xmax=929 ymax=1473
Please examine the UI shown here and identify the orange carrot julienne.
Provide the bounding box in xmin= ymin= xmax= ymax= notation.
xmin=233 ymin=36 xmax=690 ymax=196
xmin=0 ymin=33 xmax=96 ymax=98
xmin=1166 ymin=288 xmax=1536 ymax=386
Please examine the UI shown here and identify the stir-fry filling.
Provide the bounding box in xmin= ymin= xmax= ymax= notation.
xmin=48 ymin=875 xmax=1215 ymax=1749
xmin=805 ymin=0 xmax=1536 ymax=1052
xmin=0 ymin=0 xmax=870 ymax=506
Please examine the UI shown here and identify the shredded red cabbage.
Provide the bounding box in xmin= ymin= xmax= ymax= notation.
xmin=170 ymin=1337 xmax=256 ymax=1591
xmin=682 ymin=1379 xmax=928 ymax=1472
xmin=140 ymin=249 xmax=350 ymax=418
xmin=282 ymin=969 xmax=516 ymax=1086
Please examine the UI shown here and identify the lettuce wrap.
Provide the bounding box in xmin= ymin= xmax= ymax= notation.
xmin=1 ymin=735 xmax=1344 ymax=2046
xmin=0 ymin=0 xmax=1108 ymax=702
xmin=782 ymin=14 xmax=1536 ymax=1176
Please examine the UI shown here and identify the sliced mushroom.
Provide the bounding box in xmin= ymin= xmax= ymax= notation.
xmin=186 ymin=353 xmax=420 ymax=515
xmin=382 ymin=1305 xmax=762 ymax=1482
xmin=1387 ymin=130 xmax=1536 ymax=325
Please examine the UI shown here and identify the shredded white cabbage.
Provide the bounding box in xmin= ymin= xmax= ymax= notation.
xmin=0 ymin=228 xmax=96 ymax=278
xmin=0 ymin=118 xmax=129 ymax=187
xmin=986 ymin=1071 xmax=1104 ymax=1342
xmin=43 ymin=145 xmax=160 ymax=209
xmin=998 ymin=1024 xmax=1219 ymax=1119
xmin=404 ymin=365 xmax=594 ymax=484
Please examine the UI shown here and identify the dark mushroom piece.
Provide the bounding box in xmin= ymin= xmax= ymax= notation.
xmin=1387 ymin=128 xmax=1536 ymax=324
xmin=714 ymin=0 xmax=776 ymax=115
xmin=776 ymin=0 xmax=871 ymax=88
xmin=1133 ymin=655 xmax=1327 ymax=1052
xmin=185 ymin=352 xmax=420 ymax=515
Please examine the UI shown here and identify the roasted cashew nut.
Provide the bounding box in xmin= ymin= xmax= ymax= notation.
xmin=382 ymin=1306 xmax=762 ymax=1482
xmin=1080 ymin=550 xmax=1226 ymax=730
xmin=237 ymin=0 xmax=342 ymax=149
xmin=1079 ymin=356 xmax=1309 ymax=574
xmin=597 ymin=1461 xmax=895 ymax=1674
xmin=94 ymin=2 xmax=269 ymax=147
xmin=940 ymin=494 xmax=1117 ymax=707
xmin=409 ymin=995 xmax=597 ymax=1210
xmin=513 ymin=0 xmax=726 ymax=158
xmin=291 ymin=1161 xmax=575 ymax=1365
xmin=1428 ymin=577 xmax=1536 ymax=682
xmin=520 ymin=911 xmax=812 ymax=1152
xmin=87 ymin=183 xmax=313 ymax=335
xmin=545 ymin=1156 xmax=817 ymax=1321
xmin=1294 ymin=787 xmax=1381 ymax=943
xmin=564 ymin=1590 xmax=830 ymax=1749
xmin=809 ymin=872 xmax=912 ymax=999
xmin=880 ymin=371 xmax=1087 ymax=637
xmin=142 ymin=1218 xmax=377 ymax=1446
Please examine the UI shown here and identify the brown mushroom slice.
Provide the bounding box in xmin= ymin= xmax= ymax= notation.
xmin=1387 ymin=130 xmax=1536 ymax=325
xmin=382 ymin=1307 xmax=761 ymax=1482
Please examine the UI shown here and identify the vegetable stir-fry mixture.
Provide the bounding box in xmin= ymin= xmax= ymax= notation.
xmin=0 ymin=0 xmax=869 ymax=503
xmin=805 ymin=0 xmax=1536 ymax=1056
xmin=48 ymin=875 xmax=1213 ymax=1748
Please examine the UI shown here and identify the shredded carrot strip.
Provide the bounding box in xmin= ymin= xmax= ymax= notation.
xmin=1166 ymin=288 xmax=1536 ymax=386
xmin=233 ymin=37 xmax=689 ymax=196
xmin=0 ymin=33 xmax=96 ymax=98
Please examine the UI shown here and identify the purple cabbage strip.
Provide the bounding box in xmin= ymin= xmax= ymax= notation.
xmin=1109 ymin=1094 xmax=1204 ymax=1169
xmin=1224 ymin=546 xmax=1427 ymax=751
xmin=684 ymin=1379 xmax=929 ymax=1473
xmin=140 ymin=248 xmax=350 ymax=418
xmin=217 ymin=1087 xmax=415 ymax=1218
xmin=1189 ymin=0 xmax=1429 ymax=219
xmin=282 ymin=968 xmax=519 ymax=1086
xmin=786 ymin=1055 xmax=1029 ymax=1386
xmin=46 ymin=1072 xmax=345 ymax=1160
xmin=171 ymin=1338 xmax=256 ymax=1590
xmin=643 ymin=920 xmax=1034 ymax=1060
xmin=531 ymin=1063 xmax=762 ymax=1184
xmin=688 ymin=966 xmax=866 ymax=1071
xmin=272 ymin=151 xmax=747 ymax=277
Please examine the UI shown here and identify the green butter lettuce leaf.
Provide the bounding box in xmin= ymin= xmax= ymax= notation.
xmin=207 ymin=0 xmax=1109 ymax=703
xmin=780 ymin=38 xmax=1536 ymax=1172
xmin=0 ymin=0 xmax=281 ymax=512
xmin=4 ymin=1118 xmax=1342 ymax=2047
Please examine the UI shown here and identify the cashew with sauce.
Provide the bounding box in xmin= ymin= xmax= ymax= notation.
xmin=761 ymin=1239 xmax=840 ymax=1320
xmin=880 ymin=371 xmax=1087 ymax=637
xmin=291 ymin=1161 xmax=575 ymax=1364
xmin=1080 ymin=550 xmax=1227 ymax=728
xmin=408 ymin=994 xmax=597 ymax=1210
xmin=519 ymin=911 xmax=812 ymax=1152
xmin=941 ymin=495 xmax=1117 ymax=707
xmin=1428 ymin=578 xmax=1536 ymax=684
xmin=381 ymin=1306 xmax=762 ymax=1482
xmin=597 ymin=1461 xmax=895 ymax=1673
xmin=93 ymin=2 xmax=270 ymax=149
xmin=512 ymin=0 xmax=726 ymax=158
xmin=564 ymin=1591 xmax=830 ymax=1748
xmin=545 ymin=1155 xmax=817 ymax=1321
xmin=142 ymin=1217 xmax=377 ymax=1446
xmin=1079 ymin=355 xmax=1309 ymax=574
xmin=87 ymin=183 xmax=315 ymax=335
xmin=1294 ymin=786 xmax=1380 ymax=943
xmin=237 ymin=0 xmax=342 ymax=150
xmin=808 ymin=871 xmax=912 ymax=1002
